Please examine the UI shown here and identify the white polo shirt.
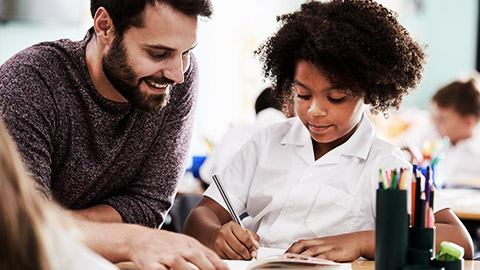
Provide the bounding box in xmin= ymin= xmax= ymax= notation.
xmin=435 ymin=132 xmax=480 ymax=188
xmin=204 ymin=114 xmax=450 ymax=249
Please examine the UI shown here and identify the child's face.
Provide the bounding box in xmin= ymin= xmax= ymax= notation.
xmin=431 ymin=102 xmax=474 ymax=144
xmin=293 ymin=60 xmax=365 ymax=147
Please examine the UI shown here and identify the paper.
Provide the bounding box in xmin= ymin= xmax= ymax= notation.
xmin=223 ymin=248 xmax=352 ymax=270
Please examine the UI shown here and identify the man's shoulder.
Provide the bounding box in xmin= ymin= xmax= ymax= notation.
xmin=0 ymin=38 xmax=89 ymax=115
xmin=5 ymin=38 xmax=82 ymax=70
xmin=1 ymin=38 xmax=86 ymax=92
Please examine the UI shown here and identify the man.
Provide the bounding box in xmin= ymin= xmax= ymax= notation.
xmin=0 ymin=0 xmax=228 ymax=269
xmin=1 ymin=0 xmax=199 ymax=227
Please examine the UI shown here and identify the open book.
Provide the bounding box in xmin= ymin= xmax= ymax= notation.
xmin=245 ymin=253 xmax=352 ymax=270
xmin=223 ymin=247 xmax=352 ymax=270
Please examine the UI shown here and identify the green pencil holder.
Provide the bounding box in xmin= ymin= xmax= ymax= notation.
xmin=376 ymin=189 xmax=409 ymax=270
xmin=431 ymin=259 xmax=464 ymax=270
xmin=408 ymin=227 xmax=436 ymax=265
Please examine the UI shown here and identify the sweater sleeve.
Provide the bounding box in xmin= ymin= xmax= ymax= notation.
xmin=100 ymin=56 xmax=199 ymax=228
xmin=0 ymin=55 xmax=57 ymax=200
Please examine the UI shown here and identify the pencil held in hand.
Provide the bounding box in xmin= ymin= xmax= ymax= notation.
xmin=212 ymin=174 xmax=259 ymax=259
xmin=212 ymin=174 xmax=244 ymax=229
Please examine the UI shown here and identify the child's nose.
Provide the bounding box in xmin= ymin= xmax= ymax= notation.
xmin=308 ymin=100 xmax=327 ymax=117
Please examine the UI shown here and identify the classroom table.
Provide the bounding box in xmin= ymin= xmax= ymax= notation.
xmin=439 ymin=188 xmax=480 ymax=220
xmin=438 ymin=187 xmax=480 ymax=258
xmin=117 ymin=260 xmax=480 ymax=269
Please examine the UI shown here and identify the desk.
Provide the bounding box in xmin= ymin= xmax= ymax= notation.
xmin=439 ymin=188 xmax=480 ymax=220
xmin=117 ymin=260 xmax=480 ymax=269
xmin=350 ymin=260 xmax=480 ymax=269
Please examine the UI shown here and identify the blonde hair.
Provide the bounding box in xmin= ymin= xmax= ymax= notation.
xmin=0 ymin=120 xmax=51 ymax=270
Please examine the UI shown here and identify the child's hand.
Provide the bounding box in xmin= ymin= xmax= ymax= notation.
xmin=212 ymin=221 xmax=260 ymax=260
xmin=285 ymin=231 xmax=374 ymax=262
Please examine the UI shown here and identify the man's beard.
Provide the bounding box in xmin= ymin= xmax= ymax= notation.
xmin=102 ymin=36 xmax=172 ymax=112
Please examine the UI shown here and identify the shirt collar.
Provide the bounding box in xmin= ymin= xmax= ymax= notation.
xmin=281 ymin=113 xmax=374 ymax=164
xmin=452 ymin=134 xmax=480 ymax=155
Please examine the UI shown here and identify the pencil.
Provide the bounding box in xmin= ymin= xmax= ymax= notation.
xmin=411 ymin=175 xmax=416 ymax=226
xmin=212 ymin=174 xmax=245 ymax=229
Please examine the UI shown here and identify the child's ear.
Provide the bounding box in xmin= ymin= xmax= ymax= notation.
xmin=464 ymin=114 xmax=479 ymax=130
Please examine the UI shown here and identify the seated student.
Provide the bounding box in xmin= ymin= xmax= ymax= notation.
xmin=0 ymin=118 xmax=227 ymax=270
xmin=430 ymin=75 xmax=480 ymax=187
xmin=184 ymin=0 xmax=474 ymax=262
xmin=199 ymin=87 xmax=288 ymax=185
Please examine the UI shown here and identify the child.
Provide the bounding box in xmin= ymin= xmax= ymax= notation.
xmin=431 ymin=75 xmax=480 ymax=187
xmin=184 ymin=0 xmax=473 ymax=262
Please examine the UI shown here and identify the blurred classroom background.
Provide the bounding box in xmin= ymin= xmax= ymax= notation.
xmin=1 ymin=0 xmax=477 ymax=159
xmin=2 ymin=0 xmax=480 ymax=246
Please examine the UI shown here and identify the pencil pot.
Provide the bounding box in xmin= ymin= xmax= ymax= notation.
xmin=431 ymin=259 xmax=463 ymax=270
xmin=376 ymin=189 xmax=409 ymax=270
xmin=408 ymin=227 xmax=436 ymax=265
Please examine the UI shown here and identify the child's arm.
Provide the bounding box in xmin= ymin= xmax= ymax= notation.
xmin=285 ymin=230 xmax=375 ymax=262
xmin=184 ymin=196 xmax=259 ymax=260
xmin=434 ymin=208 xmax=474 ymax=259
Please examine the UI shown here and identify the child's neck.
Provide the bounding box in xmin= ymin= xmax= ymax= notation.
xmin=312 ymin=123 xmax=360 ymax=160
xmin=450 ymin=133 xmax=473 ymax=146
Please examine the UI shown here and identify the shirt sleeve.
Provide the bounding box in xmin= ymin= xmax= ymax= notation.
xmin=432 ymin=188 xmax=451 ymax=213
xmin=0 ymin=56 xmax=57 ymax=200
xmin=100 ymin=56 xmax=199 ymax=228
xmin=203 ymin=127 xmax=265 ymax=216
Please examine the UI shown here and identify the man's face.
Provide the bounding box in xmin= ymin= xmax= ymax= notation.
xmin=102 ymin=2 xmax=198 ymax=111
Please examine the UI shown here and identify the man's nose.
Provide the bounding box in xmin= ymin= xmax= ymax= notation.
xmin=163 ymin=55 xmax=185 ymax=84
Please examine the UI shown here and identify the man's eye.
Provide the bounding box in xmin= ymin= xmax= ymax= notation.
xmin=148 ymin=51 xmax=167 ymax=59
xmin=328 ymin=96 xmax=345 ymax=103
xmin=297 ymin=94 xmax=311 ymax=100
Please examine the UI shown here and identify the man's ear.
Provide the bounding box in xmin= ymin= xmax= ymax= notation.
xmin=93 ymin=7 xmax=115 ymax=47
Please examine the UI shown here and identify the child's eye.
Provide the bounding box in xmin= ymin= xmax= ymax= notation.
xmin=297 ymin=94 xmax=311 ymax=100
xmin=328 ymin=96 xmax=345 ymax=103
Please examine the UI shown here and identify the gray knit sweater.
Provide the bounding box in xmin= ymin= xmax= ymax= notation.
xmin=0 ymin=28 xmax=198 ymax=228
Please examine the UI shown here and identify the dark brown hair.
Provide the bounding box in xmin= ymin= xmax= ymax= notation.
xmin=90 ymin=0 xmax=213 ymax=38
xmin=433 ymin=78 xmax=480 ymax=118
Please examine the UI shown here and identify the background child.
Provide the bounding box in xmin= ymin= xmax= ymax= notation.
xmin=199 ymin=87 xmax=287 ymax=186
xmin=431 ymin=75 xmax=480 ymax=188
xmin=184 ymin=0 xmax=473 ymax=262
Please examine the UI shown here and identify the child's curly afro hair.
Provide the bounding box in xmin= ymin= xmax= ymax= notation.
xmin=255 ymin=0 xmax=425 ymax=115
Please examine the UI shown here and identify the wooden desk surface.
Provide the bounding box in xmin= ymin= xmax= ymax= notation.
xmin=117 ymin=260 xmax=480 ymax=269
xmin=350 ymin=260 xmax=480 ymax=269
xmin=439 ymin=188 xmax=480 ymax=220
